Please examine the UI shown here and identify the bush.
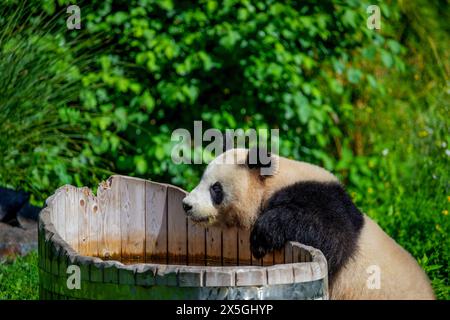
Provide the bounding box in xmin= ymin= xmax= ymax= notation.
xmin=35 ymin=0 xmax=405 ymax=191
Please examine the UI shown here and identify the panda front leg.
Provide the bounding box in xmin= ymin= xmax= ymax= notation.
xmin=250 ymin=206 xmax=296 ymax=259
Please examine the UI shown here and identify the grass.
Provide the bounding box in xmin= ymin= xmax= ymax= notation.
xmin=0 ymin=251 xmax=39 ymax=300
xmin=0 ymin=3 xmax=106 ymax=204
xmin=364 ymin=152 xmax=449 ymax=299
xmin=355 ymin=75 xmax=449 ymax=299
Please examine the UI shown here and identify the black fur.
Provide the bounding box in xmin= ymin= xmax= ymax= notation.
xmin=250 ymin=181 xmax=364 ymax=282
xmin=246 ymin=147 xmax=272 ymax=169
xmin=210 ymin=182 xmax=224 ymax=205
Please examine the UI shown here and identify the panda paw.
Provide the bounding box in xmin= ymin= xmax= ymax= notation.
xmin=250 ymin=212 xmax=286 ymax=259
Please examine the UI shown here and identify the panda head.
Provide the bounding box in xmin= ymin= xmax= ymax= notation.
xmin=182 ymin=148 xmax=278 ymax=228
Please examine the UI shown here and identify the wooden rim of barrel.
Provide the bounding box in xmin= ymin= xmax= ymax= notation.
xmin=39 ymin=175 xmax=328 ymax=291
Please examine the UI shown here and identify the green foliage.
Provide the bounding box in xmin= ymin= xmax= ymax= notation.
xmin=347 ymin=0 xmax=449 ymax=299
xmin=34 ymin=0 xmax=406 ymax=190
xmin=0 ymin=3 xmax=108 ymax=204
xmin=0 ymin=251 xmax=39 ymax=300
xmin=357 ymin=88 xmax=449 ymax=299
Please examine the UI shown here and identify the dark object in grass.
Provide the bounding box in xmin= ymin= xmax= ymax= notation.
xmin=0 ymin=187 xmax=41 ymax=227
xmin=0 ymin=187 xmax=29 ymax=226
xmin=17 ymin=202 xmax=41 ymax=222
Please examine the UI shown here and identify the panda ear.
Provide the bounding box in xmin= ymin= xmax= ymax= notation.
xmin=246 ymin=147 xmax=279 ymax=176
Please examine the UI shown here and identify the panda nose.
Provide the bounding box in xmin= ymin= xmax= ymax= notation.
xmin=182 ymin=201 xmax=192 ymax=214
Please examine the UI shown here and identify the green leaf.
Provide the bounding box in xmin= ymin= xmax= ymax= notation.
xmin=387 ymin=40 xmax=401 ymax=54
xmin=219 ymin=30 xmax=241 ymax=49
xmin=100 ymin=56 xmax=111 ymax=70
xmin=381 ymin=50 xmax=394 ymax=68
xmin=293 ymin=92 xmax=311 ymax=124
xmin=110 ymin=12 xmax=128 ymax=25
xmin=141 ymin=90 xmax=155 ymax=112
xmin=367 ymin=74 xmax=377 ymax=88
xmin=135 ymin=155 xmax=148 ymax=174
xmin=115 ymin=107 xmax=127 ymax=121
xmin=159 ymin=0 xmax=174 ymax=11
xmin=342 ymin=9 xmax=357 ymax=28
xmin=329 ymin=78 xmax=344 ymax=94
xmin=347 ymin=68 xmax=362 ymax=84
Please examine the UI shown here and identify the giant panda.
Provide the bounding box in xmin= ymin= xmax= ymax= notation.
xmin=182 ymin=148 xmax=435 ymax=300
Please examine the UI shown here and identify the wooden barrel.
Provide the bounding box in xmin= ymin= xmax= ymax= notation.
xmin=38 ymin=175 xmax=329 ymax=299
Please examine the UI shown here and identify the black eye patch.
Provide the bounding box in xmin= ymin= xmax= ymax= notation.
xmin=210 ymin=182 xmax=224 ymax=205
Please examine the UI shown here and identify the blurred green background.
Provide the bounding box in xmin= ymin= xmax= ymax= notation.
xmin=0 ymin=0 xmax=448 ymax=299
